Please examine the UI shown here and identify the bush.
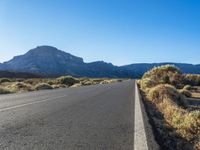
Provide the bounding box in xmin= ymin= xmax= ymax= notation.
xmin=47 ymin=80 xmax=56 ymax=85
xmin=82 ymin=80 xmax=94 ymax=85
xmin=139 ymin=65 xmax=200 ymax=148
xmin=0 ymin=87 xmax=12 ymax=94
xmin=9 ymin=82 xmax=33 ymax=92
xmin=56 ymin=76 xmax=79 ymax=86
xmin=184 ymin=74 xmax=200 ymax=86
xmin=24 ymin=79 xmax=43 ymax=85
xmin=92 ymin=78 xmax=105 ymax=83
xmin=142 ymin=65 xmax=183 ymax=87
xmin=70 ymin=83 xmax=82 ymax=88
xmin=183 ymin=85 xmax=192 ymax=90
xmin=52 ymin=84 xmax=67 ymax=89
xmin=35 ymin=83 xmax=53 ymax=90
xmin=159 ymin=99 xmax=200 ymax=141
xmin=139 ymin=78 xmax=157 ymax=91
xmin=15 ymin=78 xmax=24 ymax=82
xmin=0 ymin=78 xmax=11 ymax=83
xmin=147 ymin=84 xmax=187 ymax=107
xmin=179 ymin=89 xmax=192 ymax=97
xmin=100 ymin=80 xmax=110 ymax=84
xmin=146 ymin=84 xmax=200 ymax=144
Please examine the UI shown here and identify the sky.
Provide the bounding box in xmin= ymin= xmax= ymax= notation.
xmin=0 ymin=0 xmax=200 ymax=66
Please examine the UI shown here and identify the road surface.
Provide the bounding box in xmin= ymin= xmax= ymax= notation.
xmin=0 ymin=81 xmax=135 ymax=150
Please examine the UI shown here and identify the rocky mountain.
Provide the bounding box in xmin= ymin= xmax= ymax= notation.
xmin=0 ymin=46 xmax=134 ymax=78
xmin=0 ymin=46 xmax=200 ymax=78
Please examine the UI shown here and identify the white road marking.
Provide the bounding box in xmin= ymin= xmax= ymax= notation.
xmin=134 ymin=82 xmax=148 ymax=150
xmin=0 ymin=95 xmax=67 ymax=112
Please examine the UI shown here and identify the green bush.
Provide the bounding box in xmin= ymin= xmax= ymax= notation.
xmin=35 ymin=83 xmax=53 ymax=90
xmin=56 ymin=76 xmax=79 ymax=86
xmin=0 ymin=78 xmax=11 ymax=83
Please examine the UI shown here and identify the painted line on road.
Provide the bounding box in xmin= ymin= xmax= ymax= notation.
xmin=0 ymin=95 xmax=68 ymax=112
xmin=134 ymin=82 xmax=149 ymax=150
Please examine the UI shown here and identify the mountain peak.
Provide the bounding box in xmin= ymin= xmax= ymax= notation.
xmin=28 ymin=45 xmax=63 ymax=54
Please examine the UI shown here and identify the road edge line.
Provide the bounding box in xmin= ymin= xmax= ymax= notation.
xmin=134 ymin=81 xmax=149 ymax=150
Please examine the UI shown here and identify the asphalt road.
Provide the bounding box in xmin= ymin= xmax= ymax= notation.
xmin=0 ymin=81 xmax=135 ymax=150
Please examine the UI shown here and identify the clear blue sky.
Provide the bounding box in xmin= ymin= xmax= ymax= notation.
xmin=0 ymin=0 xmax=200 ymax=66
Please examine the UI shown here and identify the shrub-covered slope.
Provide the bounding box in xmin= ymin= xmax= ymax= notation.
xmin=138 ymin=65 xmax=200 ymax=150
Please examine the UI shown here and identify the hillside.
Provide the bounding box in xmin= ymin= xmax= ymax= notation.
xmin=0 ymin=46 xmax=200 ymax=78
xmin=0 ymin=46 xmax=135 ymax=78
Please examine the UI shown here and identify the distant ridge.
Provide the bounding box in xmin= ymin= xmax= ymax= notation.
xmin=0 ymin=71 xmax=42 ymax=78
xmin=0 ymin=46 xmax=199 ymax=78
xmin=121 ymin=63 xmax=200 ymax=78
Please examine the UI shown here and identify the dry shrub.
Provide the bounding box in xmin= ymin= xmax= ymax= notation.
xmin=8 ymin=82 xmax=33 ymax=92
xmin=56 ymin=76 xmax=79 ymax=86
xmin=147 ymin=84 xmax=186 ymax=107
xmin=0 ymin=87 xmax=12 ymax=94
xmin=35 ymin=83 xmax=53 ymax=90
xmin=100 ymin=80 xmax=110 ymax=84
xmin=184 ymin=74 xmax=200 ymax=86
xmin=47 ymin=80 xmax=56 ymax=85
xmin=139 ymin=65 xmax=200 ymax=149
xmin=24 ymin=78 xmax=43 ymax=85
xmin=82 ymin=80 xmax=94 ymax=85
xmin=0 ymin=78 xmax=11 ymax=83
xmin=70 ymin=83 xmax=82 ymax=88
xmin=142 ymin=65 xmax=183 ymax=88
xmin=147 ymin=85 xmax=200 ymax=146
xmin=158 ymin=99 xmax=200 ymax=141
xmin=92 ymin=78 xmax=105 ymax=83
xmin=179 ymin=89 xmax=192 ymax=98
xmin=108 ymin=79 xmax=122 ymax=83
xmin=183 ymin=85 xmax=192 ymax=90
xmin=139 ymin=78 xmax=157 ymax=91
xmin=52 ymin=84 xmax=67 ymax=89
